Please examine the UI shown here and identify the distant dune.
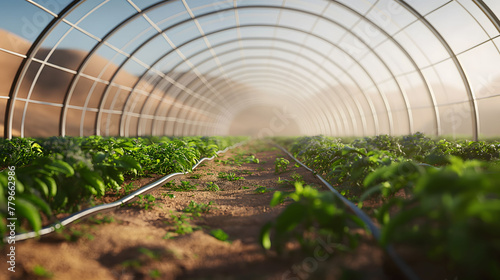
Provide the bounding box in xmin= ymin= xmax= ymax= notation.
xmin=0 ymin=30 xmax=208 ymax=137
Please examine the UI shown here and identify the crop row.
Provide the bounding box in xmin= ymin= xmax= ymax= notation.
xmin=273 ymin=133 xmax=500 ymax=279
xmin=0 ymin=136 xmax=246 ymax=241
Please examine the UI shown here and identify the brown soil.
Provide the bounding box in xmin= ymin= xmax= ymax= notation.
xmin=0 ymin=142 xmax=390 ymax=280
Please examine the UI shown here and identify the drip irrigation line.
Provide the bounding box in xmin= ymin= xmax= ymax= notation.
xmin=274 ymin=143 xmax=420 ymax=280
xmin=8 ymin=141 xmax=245 ymax=243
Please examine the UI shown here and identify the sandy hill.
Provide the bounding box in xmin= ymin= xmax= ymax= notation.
xmin=0 ymin=30 xmax=215 ymax=137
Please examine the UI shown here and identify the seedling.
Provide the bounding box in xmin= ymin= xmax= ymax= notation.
xmin=260 ymin=182 xmax=363 ymax=255
xmin=205 ymin=182 xmax=220 ymax=192
xmin=245 ymin=155 xmax=260 ymax=164
xmin=183 ymin=200 xmax=214 ymax=217
xmin=167 ymin=180 xmax=197 ymax=191
xmin=210 ymin=229 xmax=230 ymax=242
xmin=274 ymin=158 xmax=290 ymax=174
xmin=33 ymin=265 xmax=54 ymax=278
xmin=254 ymin=186 xmax=272 ymax=194
xmin=127 ymin=194 xmax=157 ymax=210
xmin=218 ymin=171 xmax=244 ymax=181
xmin=122 ymin=182 xmax=135 ymax=196
xmin=291 ymin=172 xmax=304 ymax=183
xmin=169 ymin=213 xmax=194 ymax=235
xmin=241 ymin=186 xmax=250 ymax=190
xmin=277 ymin=177 xmax=289 ymax=185
xmin=188 ymin=174 xmax=202 ymax=179
xmin=161 ymin=193 xmax=175 ymax=199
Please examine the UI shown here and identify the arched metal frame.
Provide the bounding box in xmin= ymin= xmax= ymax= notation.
xmin=3 ymin=0 xmax=500 ymax=139
xmin=141 ymin=34 xmax=373 ymax=137
xmin=113 ymin=7 xmax=404 ymax=137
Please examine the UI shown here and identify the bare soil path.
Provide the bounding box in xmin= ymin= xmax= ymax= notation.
xmin=0 ymin=142 xmax=388 ymax=280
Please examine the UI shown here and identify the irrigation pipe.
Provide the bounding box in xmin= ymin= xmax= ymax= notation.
xmin=8 ymin=141 xmax=245 ymax=243
xmin=274 ymin=144 xmax=420 ymax=280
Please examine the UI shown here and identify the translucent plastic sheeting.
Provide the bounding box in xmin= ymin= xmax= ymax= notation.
xmin=1 ymin=0 xmax=499 ymax=139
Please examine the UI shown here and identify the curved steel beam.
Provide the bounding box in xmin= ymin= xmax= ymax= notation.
xmin=137 ymin=24 xmax=383 ymax=137
xmin=181 ymin=69 xmax=338 ymax=136
xmin=473 ymin=0 xmax=500 ymax=33
xmin=101 ymin=6 xmax=401 ymax=137
xmin=60 ymin=0 xmax=173 ymax=136
xmin=5 ymin=0 xmax=81 ymax=139
xmin=187 ymin=75 xmax=336 ymax=136
xmin=396 ymin=0 xmax=480 ymax=140
xmin=177 ymin=51 xmax=353 ymax=136
xmin=137 ymin=37 xmax=369 ymax=136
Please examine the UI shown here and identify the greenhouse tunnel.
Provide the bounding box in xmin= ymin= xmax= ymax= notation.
xmin=1 ymin=0 xmax=500 ymax=140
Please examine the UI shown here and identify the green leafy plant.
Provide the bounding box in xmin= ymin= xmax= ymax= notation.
xmin=205 ymin=182 xmax=220 ymax=192
xmin=274 ymin=158 xmax=290 ymax=174
xmin=254 ymin=186 xmax=272 ymax=194
xmin=183 ymin=200 xmax=214 ymax=217
xmin=167 ymin=180 xmax=197 ymax=192
xmin=218 ymin=172 xmax=244 ymax=181
xmin=245 ymin=155 xmax=260 ymax=164
xmin=121 ymin=182 xmax=135 ymax=196
xmin=277 ymin=177 xmax=288 ymax=185
xmin=378 ymin=157 xmax=500 ymax=279
xmin=290 ymin=172 xmax=304 ymax=183
xmin=169 ymin=213 xmax=195 ymax=235
xmin=188 ymin=174 xmax=202 ymax=179
xmin=127 ymin=194 xmax=157 ymax=210
xmin=161 ymin=193 xmax=175 ymax=199
xmin=260 ymin=182 xmax=364 ymax=255
xmin=32 ymin=264 xmax=53 ymax=278
xmin=0 ymin=137 xmax=44 ymax=168
xmin=0 ymin=136 xmax=247 ymax=242
xmin=210 ymin=229 xmax=229 ymax=242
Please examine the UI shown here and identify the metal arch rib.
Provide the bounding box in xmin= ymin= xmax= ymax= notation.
xmin=396 ymin=0 xmax=480 ymax=140
xmin=203 ymin=80 xmax=332 ymax=136
xmin=157 ymin=36 xmax=372 ymax=136
xmin=331 ymin=0 xmax=440 ymax=136
xmin=164 ymin=24 xmax=381 ymax=135
xmin=180 ymin=50 xmax=357 ymax=137
xmin=180 ymin=64 xmax=340 ymax=136
xmin=72 ymin=5 xmax=398 ymax=137
xmin=187 ymin=66 xmax=352 ymax=137
xmin=179 ymin=67 xmax=337 ymax=136
xmin=473 ymin=0 xmax=500 ymax=33
xmin=5 ymin=0 xmax=81 ymax=139
xmin=94 ymin=5 xmax=397 ymax=137
xmin=145 ymin=37 xmax=367 ymax=136
xmin=141 ymin=37 xmax=370 ymax=137
xmin=60 ymin=1 xmax=170 ymax=136
xmin=130 ymin=23 xmax=381 ymax=137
